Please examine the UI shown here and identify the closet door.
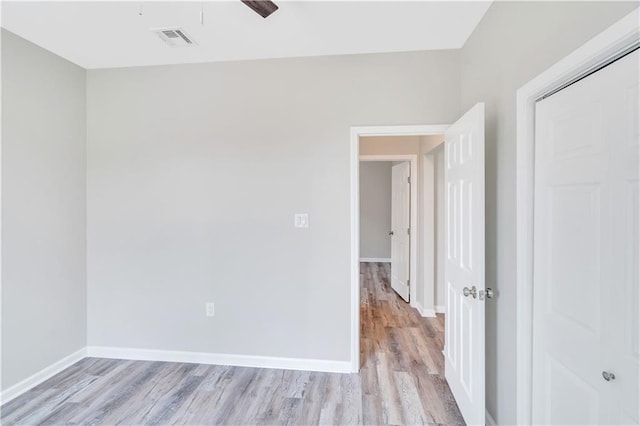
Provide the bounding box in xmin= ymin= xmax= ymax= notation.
xmin=604 ymin=48 xmax=639 ymax=425
xmin=532 ymin=49 xmax=639 ymax=425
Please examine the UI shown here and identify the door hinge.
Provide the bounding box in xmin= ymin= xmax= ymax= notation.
xmin=407 ymin=228 xmax=410 ymax=235
xmin=407 ymin=279 xmax=410 ymax=286
xmin=407 ymin=176 xmax=411 ymax=184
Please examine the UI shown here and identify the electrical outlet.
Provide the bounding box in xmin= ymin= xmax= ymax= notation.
xmin=206 ymin=302 xmax=215 ymax=317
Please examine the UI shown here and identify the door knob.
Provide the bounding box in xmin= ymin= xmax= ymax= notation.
xmin=463 ymin=286 xmax=477 ymax=299
xmin=602 ymin=371 xmax=616 ymax=381
xmin=479 ymin=288 xmax=494 ymax=300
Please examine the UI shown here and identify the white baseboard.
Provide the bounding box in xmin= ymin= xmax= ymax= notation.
xmin=435 ymin=305 xmax=446 ymax=314
xmin=414 ymin=303 xmax=436 ymax=318
xmin=486 ymin=409 xmax=497 ymax=426
xmin=422 ymin=308 xmax=436 ymax=317
xmin=86 ymin=346 xmax=352 ymax=374
xmin=0 ymin=347 xmax=87 ymax=405
xmin=359 ymin=257 xmax=391 ymax=263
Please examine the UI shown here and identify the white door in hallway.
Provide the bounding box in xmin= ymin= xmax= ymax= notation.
xmin=391 ymin=161 xmax=410 ymax=302
xmin=444 ymin=103 xmax=485 ymax=425
xmin=532 ymin=49 xmax=639 ymax=425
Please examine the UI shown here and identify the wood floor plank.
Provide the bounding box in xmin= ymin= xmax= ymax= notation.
xmin=142 ymin=373 xmax=204 ymax=425
xmin=10 ymin=372 xmax=103 ymax=425
xmin=32 ymin=401 xmax=83 ymax=426
xmin=1 ymin=262 xmax=465 ymax=425
xmin=284 ymin=369 xmax=310 ymax=399
xmin=317 ymin=402 xmax=342 ymax=426
xmin=395 ymin=371 xmax=432 ymax=424
xmin=73 ymin=361 xmax=169 ymax=425
xmin=66 ymin=359 xmax=136 ymax=405
xmin=338 ymin=373 xmax=362 ymax=425
xmin=1 ymin=389 xmax=62 ymax=425
xmin=115 ymin=363 xmax=193 ymax=424
xmin=297 ymin=372 xmax=326 ymax=425
xmin=207 ymin=367 xmax=263 ymax=425
xmin=362 ymin=394 xmax=384 ymax=426
xmin=375 ymin=350 xmax=404 ymax=425
xmin=175 ymin=389 xmax=226 ymax=425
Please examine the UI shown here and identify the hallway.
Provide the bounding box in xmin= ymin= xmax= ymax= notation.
xmin=1 ymin=263 xmax=463 ymax=425
xmin=359 ymin=262 xmax=463 ymax=424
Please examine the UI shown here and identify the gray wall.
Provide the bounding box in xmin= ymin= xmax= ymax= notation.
xmin=459 ymin=2 xmax=638 ymax=423
xmin=359 ymin=162 xmax=392 ymax=260
xmin=86 ymin=50 xmax=461 ymax=361
xmin=1 ymin=30 xmax=87 ymax=390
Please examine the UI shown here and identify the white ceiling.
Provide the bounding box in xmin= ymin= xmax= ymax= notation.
xmin=1 ymin=1 xmax=492 ymax=69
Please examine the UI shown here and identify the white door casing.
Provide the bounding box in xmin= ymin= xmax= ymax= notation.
xmin=444 ymin=103 xmax=486 ymax=425
xmin=391 ymin=162 xmax=411 ymax=302
xmin=351 ymin=125 xmax=455 ymax=373
xmin=532 ymin=50 xmax=639 ymax=425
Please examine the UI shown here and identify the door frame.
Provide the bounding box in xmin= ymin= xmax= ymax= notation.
xmin=423 ymin=143 xmax=445 ymax=315
xmin=350 ymin=124 xmax=449 ymax=372
xmin=360 ymin=154 xmax=418 ymax=305
xmin=515 ymin=10 xmax=639 ymax=424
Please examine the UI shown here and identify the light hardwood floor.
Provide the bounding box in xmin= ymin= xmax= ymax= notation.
xmin=1 ymin=262 xmax=463 ymax=425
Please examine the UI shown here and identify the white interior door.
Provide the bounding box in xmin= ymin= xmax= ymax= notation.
xmin=532 ymin=49 xmax=639 ymax=425
xmin=391 ymin=162 xmax=410 ymax=302
xmin=444 ymin=103 xmax=485 ymax=425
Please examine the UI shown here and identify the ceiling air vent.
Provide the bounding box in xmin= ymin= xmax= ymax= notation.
xmin=153 ymin=27 xmax=196 ymax=47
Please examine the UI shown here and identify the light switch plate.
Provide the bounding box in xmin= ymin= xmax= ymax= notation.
xmin=206 ymin=302 xmax=215 ymax=317
xmin=294 ymin=213 xmax=309 ymax=228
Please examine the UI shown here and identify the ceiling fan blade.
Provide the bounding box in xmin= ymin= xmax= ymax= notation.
xmin=241 ymin=0 xmax=278 ymax=18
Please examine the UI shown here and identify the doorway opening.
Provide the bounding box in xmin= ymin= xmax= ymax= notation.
xmin=351 ymin=104 xmax=486 ymax=425
xmin=358 ymin=135 xmax=447 ymax=311
xmin=351 ymin=126 xmax=449 ymax=374
xmin=357 ymin=133 xmax=448 ymax=348
xmin=359 ymin=150 xmax=417 ymax=305
xmin=356 ymin=131 xmax=464 ymax=424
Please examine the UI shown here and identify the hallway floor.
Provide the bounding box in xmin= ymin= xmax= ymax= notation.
xmin=1 ymin=262 xmax=463 ymax=425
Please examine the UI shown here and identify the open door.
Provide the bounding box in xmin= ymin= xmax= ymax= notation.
xmin=390 ymin=161 xmax=410 ymax=302
xmin=444 ymin=103 xmax=486 ymax=425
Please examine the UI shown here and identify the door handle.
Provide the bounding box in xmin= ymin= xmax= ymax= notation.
xmin=389 ymin=231 xmax=394 ymax=236
xmin=479 ymin=288 xmax=495 ymax=300
xmin=463 ymin=286 xmax=477 ymax=299
xmin=602 ymin=371 xmax=616 ymax=381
